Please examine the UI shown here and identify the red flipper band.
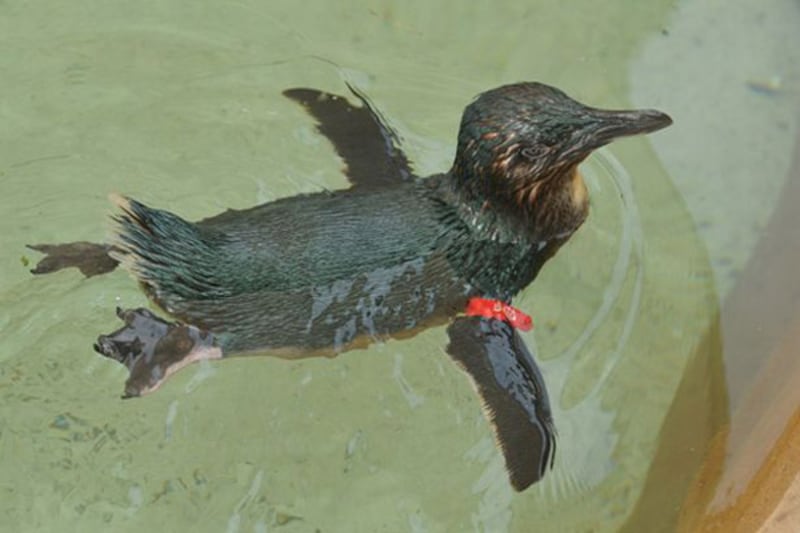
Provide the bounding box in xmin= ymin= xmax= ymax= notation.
xmin=465 ymin=297 xmax=533 ymax=331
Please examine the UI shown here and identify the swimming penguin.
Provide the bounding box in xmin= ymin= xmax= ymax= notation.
xmin=28 ymin=82 xmax=671 ymax=491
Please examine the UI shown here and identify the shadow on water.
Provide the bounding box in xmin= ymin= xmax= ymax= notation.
xmin=674 ymin=113 xmax=800 ymax=532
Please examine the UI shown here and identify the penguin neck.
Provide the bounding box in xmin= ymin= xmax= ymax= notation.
xmin=441 ymin=163 xmax=589 ymax=246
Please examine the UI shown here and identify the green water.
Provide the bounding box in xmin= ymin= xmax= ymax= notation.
xmin=0 ymin=1 xmax=723 ymax=532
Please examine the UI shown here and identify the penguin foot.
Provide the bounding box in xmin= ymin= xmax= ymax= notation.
xmin=94 ymin=307 xmax=222 ymax=398
xmin=27 ymin=242 xmax=119 ymax=278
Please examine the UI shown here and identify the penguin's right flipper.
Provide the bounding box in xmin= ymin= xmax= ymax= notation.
xmin=283 ymin=84 xmax=413 ymax=188
xmin=445 ymin=316 xmax=556 ymax=491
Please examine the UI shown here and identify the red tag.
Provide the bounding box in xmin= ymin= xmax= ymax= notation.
xmin=464 ymin=297 xmax=533 ymax=331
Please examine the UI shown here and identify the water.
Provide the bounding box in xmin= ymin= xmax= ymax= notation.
xmin=1 ymin=1 xmax=795 ymax=531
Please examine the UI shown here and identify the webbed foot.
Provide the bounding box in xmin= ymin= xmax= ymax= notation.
xmin=27 ymin=242 xmax=119 ymax=277
xmin=94 ymin=307 xmax=222 ymax=398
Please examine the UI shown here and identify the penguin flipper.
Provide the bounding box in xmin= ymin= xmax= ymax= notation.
xmin=445 ymin=316 xmax=556 ymax=491
xmin=283 ymin=84 xmax=413 ymax=188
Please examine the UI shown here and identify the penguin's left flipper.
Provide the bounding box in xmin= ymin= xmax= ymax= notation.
xmin=445 ymin=316 xmax=556 ymax=491
xmin=26 ymin=242 xmax=119 ymax=278
xmin=283 ymin=84 xmax=413 ymax=188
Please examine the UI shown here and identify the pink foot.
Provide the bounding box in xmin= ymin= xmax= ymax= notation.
xmin=95 ymin=307 xmax=222 ymax=398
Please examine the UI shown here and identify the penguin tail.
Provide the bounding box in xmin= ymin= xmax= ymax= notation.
xmin=109 ymin=193 xmax=223 ymax=307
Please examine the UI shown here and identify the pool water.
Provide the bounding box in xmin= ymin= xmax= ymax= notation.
xmin=1 ymin=1 xmax=797 ymax=532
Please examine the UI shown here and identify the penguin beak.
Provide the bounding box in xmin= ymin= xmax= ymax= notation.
xmin=579 ymin=107 xmax=673 ymax=151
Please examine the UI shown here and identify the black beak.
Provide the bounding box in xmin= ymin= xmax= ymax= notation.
xmin=581 ymin=107 xmax=672 ymax=150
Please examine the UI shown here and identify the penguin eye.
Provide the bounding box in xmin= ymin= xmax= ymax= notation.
xmin=520 ymin=145 xmax=546 ymax=161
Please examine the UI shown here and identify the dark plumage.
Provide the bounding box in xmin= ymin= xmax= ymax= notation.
xmin=110 ymin=83 xmax=669 ymax=351
xmin=28 ymin=81 xmax=671 ymax=490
